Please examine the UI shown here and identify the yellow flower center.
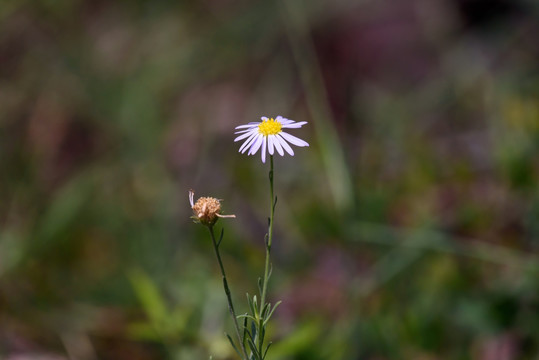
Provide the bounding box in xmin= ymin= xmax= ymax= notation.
xmin=258 ymin=118 xmax=282 ymax=136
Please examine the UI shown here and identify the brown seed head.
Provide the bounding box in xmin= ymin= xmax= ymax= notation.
xmin=193 ymin=196 xmax=222 ymax=226
xmin=189 ymin=190 xmax=235 ymax=227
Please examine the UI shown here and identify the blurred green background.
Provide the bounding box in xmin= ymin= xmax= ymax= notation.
xmin=1 ymin=0 xmax=538 ymax=359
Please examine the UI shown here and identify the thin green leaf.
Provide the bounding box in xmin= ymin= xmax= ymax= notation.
xmin=246 ymin=337 xmax=261 ymax=360
xmin=217 ymin=228 xmax=224 ymax=248
xmin=252 ymin=295 xmax=259 ymax=315
xmin=263 ymin=300 xmax=282 ymax=326
xmin=237 ymin=314 xmax=257 ymax=322
xmin=261 ymin=302 xmax=270 ymax=319
xmin=268 ymin=263 xmax=273 ymax=281
xmin=247 ymin=293 xmax=256 ymax=317
xmin=244 ymin=327 xmax=254 ymax=341
xmin=263 ymin=341 xmax=273 ymax=360
xmin=226 ymin=332 xmax=241 ymax=358
xmin=242 ymin=316 xmax=248 ymax=347
xmin=250 ymin=321 xmax=257 ymax=341
xmin=257 ymin=277 xmax=263 ymax=297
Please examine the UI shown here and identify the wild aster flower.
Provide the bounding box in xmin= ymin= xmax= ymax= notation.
xmin=189 ymin=190 xmax=235 ymax=227
xmin=234 ymin=116 xmax=309 ymax=163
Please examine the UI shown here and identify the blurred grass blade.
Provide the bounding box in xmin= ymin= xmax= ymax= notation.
xmin=281 ymin=0 xmax=354 ymax=211
xmin=128 ymin=269 xmax=168 ymax=329
xmin=349 ymin=222 xmax=537 ymax=268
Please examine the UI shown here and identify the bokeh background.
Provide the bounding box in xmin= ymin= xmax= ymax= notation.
xmin=1 ymin=0 xmax=539 ymax=359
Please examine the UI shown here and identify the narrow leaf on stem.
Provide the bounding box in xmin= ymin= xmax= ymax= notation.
xmin=242 ymin=315 xmax=248 ymax=347
xmin=258 ymin=278 xmax=263 ymax=297
xmin=226 ymin=333 xmax=241 ymax=358
xmin=263 ymin=342 xmax=273 ymax=360
xmin=264 ymin=301 xmax=282 ymax=326
xmin=217 ymin=228 xmax=224 ymax=248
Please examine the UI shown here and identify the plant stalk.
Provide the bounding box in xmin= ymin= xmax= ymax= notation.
xmin=258 ymin=155 xmax=275 ymax=354
xmin=208 ymin=226 xmax=248 ymax=360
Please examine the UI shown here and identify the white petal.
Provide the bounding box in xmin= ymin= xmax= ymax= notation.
xmin=277 ymin=116 xmax=294 ymax=124
xmin=272 ymin=135 xmax=284 ymax=156
xmin=281 ymin=121 xmax=307 ymax=128
xmin=234 ymin=129 xmax=257 ymax=142
xmin=261 ymin=116 xmax=269 ymax=121
xmin=235 ymin=128 xmax=254 ymax=134
xmin=235 ymin=123 xmax=260 ymax=129
xmin=244 ymin=134 xmax=262 ymax=154
xmin=240 ymin=134 xmax=259 ymax=154
xmin=268 ymin=135 xmax=274 ymax=155
xmin=276 ymin=134 xmax=294 ymax=155
xmin=249 ymin=135 xmax=263 ymax=155
xmin=239 ymin=132 xmax=259 ymax=153
xmin=189 ymin=190 xmax=194 ymax=207
xmin=280 ymin=131 xmax=309 ymax=147
xmin=261 ymin=136 xmax=267 ymax=163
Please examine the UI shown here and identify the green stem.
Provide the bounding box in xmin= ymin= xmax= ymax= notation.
xmin=258 ymin=155 xmax=275 ymax=354
xmin=208 ymin=226 xmax=248 ymax=360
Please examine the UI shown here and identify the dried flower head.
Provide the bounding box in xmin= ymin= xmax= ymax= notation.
xmin=189 ymin=189 xmax=235 ymax=226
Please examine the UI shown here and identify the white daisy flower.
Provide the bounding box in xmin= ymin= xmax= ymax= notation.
xmin=234 ymin=116 xmax=309 ymax=163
